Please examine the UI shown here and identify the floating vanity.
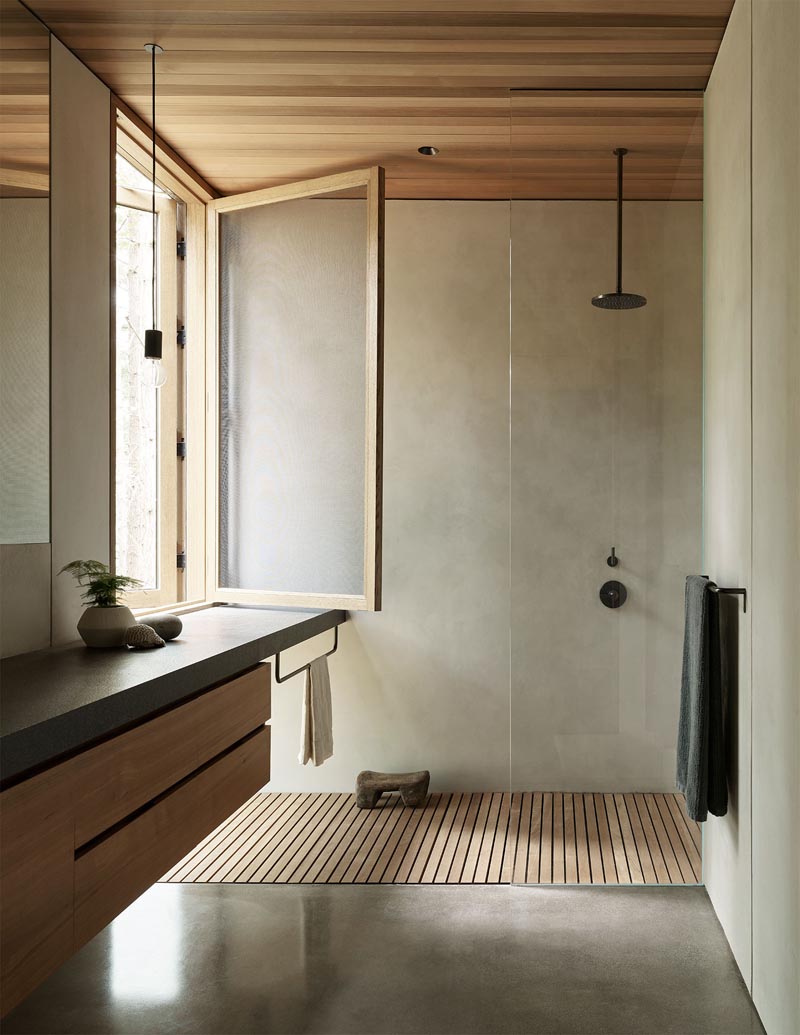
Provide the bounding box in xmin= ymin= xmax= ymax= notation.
xmin=0 ymin=605 xmax=345 ymax=1015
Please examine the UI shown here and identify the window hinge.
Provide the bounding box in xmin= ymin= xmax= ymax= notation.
xmin=177 ymin=551 xmax=187 ymax=570
xmin=177 ymin=238 xmax=187 ymax=260
xmin=177 ymin=438 xmax=187 ymax=459
xmin=177 ymin=324 xmax=186 ymax=348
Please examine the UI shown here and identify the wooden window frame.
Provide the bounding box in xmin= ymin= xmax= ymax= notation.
xmin=113 ymin=114 xmax=211 ymax=614
xmin=114 ymin=185 xmax=179 ymax=607
xmin=205 ymin=166 xmax=384 ymax=611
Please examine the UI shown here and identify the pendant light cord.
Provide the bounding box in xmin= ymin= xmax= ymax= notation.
xmin=151 ymin=44 xmax=157 ymax=331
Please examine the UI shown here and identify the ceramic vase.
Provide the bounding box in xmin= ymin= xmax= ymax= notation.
xmin=77 ymin=605 xmax=136 ymax=648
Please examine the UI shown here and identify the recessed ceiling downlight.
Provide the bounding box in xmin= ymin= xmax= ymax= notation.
xmin=418 ymin=145 xmax=439 ymax=156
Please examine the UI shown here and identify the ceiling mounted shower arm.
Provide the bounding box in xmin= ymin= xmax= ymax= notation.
xmin=591 ymin=147 xmax=646 ymax=310
xmin=615 ymin=147 xmax=626 ymax=295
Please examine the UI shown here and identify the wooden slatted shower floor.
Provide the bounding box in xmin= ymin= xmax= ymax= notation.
xmin=161 ymin=792 xmax=701 ymax=886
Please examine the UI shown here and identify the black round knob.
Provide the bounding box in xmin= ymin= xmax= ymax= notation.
xmin=600 ymin=580 xmax=627 ymax=609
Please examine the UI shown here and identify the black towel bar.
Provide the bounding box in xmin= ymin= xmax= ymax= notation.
xmin=274 ymin=625 xmax=339 ymax=684
xmin=703 ymin=578 xmax=747 ymax=613
xmin=714 ymin=587 xmax=747 ymax=612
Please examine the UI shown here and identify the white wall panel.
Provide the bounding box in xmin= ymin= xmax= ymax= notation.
xmin=751 ymin=2 xmax=800 ymax=1031
xmin=702 ymin=0 xmax=754 ymax=988
xmin=50 ymin=39 xmax=111 ymax=644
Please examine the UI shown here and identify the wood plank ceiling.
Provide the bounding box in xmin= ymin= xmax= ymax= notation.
xmin=22 ymin=2 xmax=733 ymax=199
xmin=0 ymin=0 xmax=49 ymax=196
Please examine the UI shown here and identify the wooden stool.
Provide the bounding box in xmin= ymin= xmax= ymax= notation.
xmin=355 ymin=770 xmax=430 ymax=809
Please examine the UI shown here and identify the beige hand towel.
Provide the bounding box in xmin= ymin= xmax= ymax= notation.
xmin=299 ymin=656 xmax=333 ymax=766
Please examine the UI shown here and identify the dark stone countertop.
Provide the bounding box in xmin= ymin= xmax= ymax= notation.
xmin=0 ymin=605 xmax=345 ymax=786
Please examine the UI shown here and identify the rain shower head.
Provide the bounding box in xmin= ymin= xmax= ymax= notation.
xmin=591 ymin=291 xmax=647 ymax=310
xmin=592 ymin=148 xmax=647 ymax=310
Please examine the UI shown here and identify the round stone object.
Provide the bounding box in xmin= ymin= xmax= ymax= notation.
xmin=145 ymin=613 xmax=183 ymax=641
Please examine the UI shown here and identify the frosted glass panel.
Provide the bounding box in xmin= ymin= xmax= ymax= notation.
xmin=0 ymin=1 xmax=50 ymax=545
xmin=0 ymin=199 xmax=49 ymax=544
xmin=219 ymin=198 xmax=367 ymax=594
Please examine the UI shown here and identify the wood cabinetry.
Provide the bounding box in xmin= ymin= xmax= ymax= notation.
xmin=71 ymin=665 xmax=270 ymax=848
xmin=74 ymin=727 xmax=268 ymax=949
xmin=0 ymin=766 xmax=75 ymax=1015
xmin=0 ymin=663 xmax=270 ymax=1016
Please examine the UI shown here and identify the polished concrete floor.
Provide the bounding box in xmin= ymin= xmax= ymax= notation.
xmin=5 ymin=885 xmax=763 ymax=1035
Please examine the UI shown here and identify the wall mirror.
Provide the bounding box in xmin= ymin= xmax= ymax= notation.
xmin=0 ymin=0 xmax=50 ymax=544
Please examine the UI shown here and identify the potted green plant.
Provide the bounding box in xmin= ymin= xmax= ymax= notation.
xmin=58 ymin=560 xmax=142 ymax=648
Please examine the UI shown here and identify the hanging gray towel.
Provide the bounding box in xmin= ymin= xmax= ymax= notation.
xmin=676 ymin=575 xmax=728 ymax=822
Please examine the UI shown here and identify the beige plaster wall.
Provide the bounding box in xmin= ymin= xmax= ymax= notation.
xmin=269 ymin=201 xmax=512 ymax=792
xmin=510 ymin=201 xmax=702 ymax=791
xmin=269 ymin=198 xmax=702 ymax=794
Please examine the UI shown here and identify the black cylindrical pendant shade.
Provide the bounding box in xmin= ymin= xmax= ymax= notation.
xmin=144 ymin=328 xmax=163 ymax=359
xmin=143 ymin=44 xmax=165 ymax=372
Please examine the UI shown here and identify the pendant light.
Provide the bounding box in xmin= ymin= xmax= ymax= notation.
xmin=591 ymin=148 xmax=647 ymax=310
xmin=143 ymin=42 xmax=167 ymax=388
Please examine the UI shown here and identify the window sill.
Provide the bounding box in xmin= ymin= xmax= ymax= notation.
xmin=132 ymin=598 xmax=213 ymax=620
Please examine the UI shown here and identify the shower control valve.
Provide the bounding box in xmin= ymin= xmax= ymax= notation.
xmin=600 ymin=580 xmax=627 ymax=609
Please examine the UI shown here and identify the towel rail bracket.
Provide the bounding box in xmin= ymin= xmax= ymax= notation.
xmin=715 ymin=587 xmax=747 ymax=613
xmin=703 ymin=578 xmax=747 ymax=613
xmin=274 ymin=625 xmax=339 ymax=684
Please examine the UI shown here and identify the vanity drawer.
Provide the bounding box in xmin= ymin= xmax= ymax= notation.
xmin=0 ymin=766 xmax=75 ymax=1016
xmin=74 ymin=725 xmax=269 ymax=950
xmin=72 ymin=663 xmax=270 ymax=847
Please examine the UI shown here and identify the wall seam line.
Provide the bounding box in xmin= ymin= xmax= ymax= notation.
xmin=748 ymin=0 xmax=755 ymax=999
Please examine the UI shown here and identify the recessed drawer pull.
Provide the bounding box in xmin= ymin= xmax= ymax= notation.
xmin=74 ymin=727 xmax=269 ymax=951
xmin=71 ymin=664 xmax=270 ymax=848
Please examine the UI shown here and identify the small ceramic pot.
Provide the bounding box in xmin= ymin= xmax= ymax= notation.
xmin=77 ymin=605 xmax=136 ymax=648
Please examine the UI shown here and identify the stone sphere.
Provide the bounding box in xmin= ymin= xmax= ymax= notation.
xmin=145 ymin=613 xmax=183 ymax=641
